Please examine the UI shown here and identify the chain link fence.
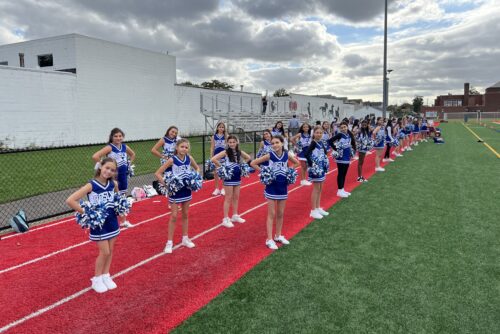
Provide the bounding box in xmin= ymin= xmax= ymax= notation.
xmin=0 ymin=131 xmax=262 ymax=230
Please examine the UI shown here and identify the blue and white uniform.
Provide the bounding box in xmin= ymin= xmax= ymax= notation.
xmin=356 ymin=131 xmax=372 ymax=154
xmin=373 ymin=127 xmax=386 ymax=150
xmin=161 ymin=136 xmax=177 ymax=165
xmin=169 ymin=155 xmax=192 ymax=204
xmin=271 ymin=128 xmax=283 ymax=137
xmin=107 ymin=143 xmax=128 ymax=193
xmin=264 ymin=151 xmax=289 ymax=200
xmin=223 ymin=155 xmax=242 ymax=186
xmin=421 ymin=120 xmax=428 ymax=132
xmin=385 ymin=127 xmax=394 ymax=145
xmin=306 ymin=141 xmax=328 ymax=182
xmin=213 ymin=134 xmax=226 ymax=156
xmin=258 ymin=140 xmax=273 ymax=167
xmin=297 ymin=133 xmax=311 ymax=161
xmin=88 ymin=179 xmax=119 ymax=241
xmin=333 ymin=133 xmax=353 ymax=164
xmin=412 ymin=123 xmax=420 ymax=134
xmin=321 ymin=132 xmax=331 ymax=150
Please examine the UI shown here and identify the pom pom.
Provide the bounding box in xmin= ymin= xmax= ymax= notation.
xmin=392 ymin=138 xmax=400 ymax=146
xmin=374 ymin=131 xmax=385 ymax=146
xmin=204 ymin=160 xmax=215 ymax=172
xmin=160 ymin=152 xmax=174 ymax=165
xmin=113 ymin=193 xmax=131 ymax=216
xmin=286 ymin=167 xmax=298 ymax=184
xmin=331 ymin=150 xmax=339 ymax=159
xmin=163 ymin=174 xmax=185 ymax=197
xmin=240 ymin=163 xmax=251 ymax=178
xmin=259 ymin=166 xmax=276 ymax=185
xmin=185 ymin=171 xmax=203 ymax=192
xmin=127 ymin=163 xmax=135 ymax=177
xmin=294 ymin=140 xmax=303 ymax=153
xmin=216 ymin=165 xmax=234 ymax=180
xmin=75 ymin=201 xmax=109 ymax=230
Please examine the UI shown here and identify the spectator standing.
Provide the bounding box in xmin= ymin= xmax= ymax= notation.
xmin=288 ymin=114 xmax=300 ymax=137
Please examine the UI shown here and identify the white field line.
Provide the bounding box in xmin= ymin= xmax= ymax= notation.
xmin=0 ymin=180 xmax=262 ymax=275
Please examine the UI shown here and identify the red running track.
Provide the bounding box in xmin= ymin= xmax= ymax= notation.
xmin=0 ymin=149 xmax=392 ymax=333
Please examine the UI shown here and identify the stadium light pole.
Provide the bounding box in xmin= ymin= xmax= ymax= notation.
xmin=382 ymin=0 xmax=388 ymax=118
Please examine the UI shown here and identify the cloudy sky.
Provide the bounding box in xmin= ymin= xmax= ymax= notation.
xmin=1 ymin=0 xmax=499 ymax=104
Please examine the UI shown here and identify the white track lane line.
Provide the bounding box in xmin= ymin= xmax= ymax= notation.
xmin=0 ymin=180 xmax=262 ymax=275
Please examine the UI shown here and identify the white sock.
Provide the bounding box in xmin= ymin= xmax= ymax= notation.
xmin=167 ymin=240 xmax=173 ymax=245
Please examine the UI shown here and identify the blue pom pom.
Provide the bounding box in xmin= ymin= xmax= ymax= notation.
xmin=259 ymin=166 xmax=276 ymax=185
xmin=392 ymin=138 xmax=400 ymax=146
xmin=185 ymin=171 xmax=203 ymax=192
xmin=127 ymin=162 xmax=135 ymax=177
xmin=160 ymin=152 xmax=174 ymax=165
xmin=113 ymin=193 xmax=130 ymax=216
xmin=240 ymin=163 xmax=251 ymax=177
xmin=163 ymin=173 xmax=185 ymax=197
xmin=75 ymin=201 xmax=109 ymax=229
xmin=216 ymin=165 xmax=234 ymax=180
xmin=204 ymin=160 xmax=215 ymax=172
xmin=286 ymin=167 xmax=298 ymax=184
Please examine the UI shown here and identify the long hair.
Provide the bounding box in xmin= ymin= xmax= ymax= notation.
xmin=271 ymin=135 xmax=287 ymax=154
xmin=164 ymin=126 xmax=178 ymax=138
xmin=312 ymin=125 xmax=324 ymax=140
xmin=215 ymin=121 xmax=227 ymax=136
xmin=263 ymin=129 xmax=272 ymax=142
xmin=108 ymin=128 xmax=124 ymax=144
xmin=360 ymin=120 xmax=370 ymax=137
xmin=273 ymin=121 xmax=285 ymax=135
xmin=225 ymin=135 xmax=241 ymax=163
xmin=174 ymin=138 xmax=190 ymax=156
xmin=95 ymin=157 xmax=117 ymax=179
xmin=299 ymin=122 xmax=311 ymax=135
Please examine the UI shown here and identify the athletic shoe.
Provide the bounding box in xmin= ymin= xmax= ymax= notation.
xmin=414 ymin=142 xmax=419 ymax=146
xmin=221 ymin=188 xmax=226 ymax=196
xmin=102 ymin=273 xmax=117 ymax=290
xmin=231 ymin=214 xmax=246 ymax=223
xmin=164 ymin=241 xmax=173 ymax=254
xmin=407 ymin=147 xmax=413 ymax=151
xmin=91 ymin=276 xmax=108 ymax=293
xmin=357 ymin=177 xmax=364 ymax=183
xmin=388 ymin=158 xmax=395 ymax=162
xmin=375 ymin=167 xmax=385 ymax=172
xmin=337 ymin=190 xmax=349 ymax=198
xmin=310 ymin=209 xmax=323 ymax=219
xmin=212 ymin=188 xmax=221 ymax=196
xmin=221 ymin=217 xmax=234 ymax=228
xmin=317 ymin=208 xmax=329 ymax=216
xmin=266 ymin=239 xmax=278 ymax=250
xmin=366 ymin=151 xmax=372 ymax=155
xmin=121 ymin=221 xmax=134 ymax=228
xmin=301 ymin=180 xmax=312 ymax=186
xmin=182 ymin=237 xmax=195 ymax=248
xmin=343 ymin=190 xmax=351 ymax=196
xmin=274 ymin=235 xmax=290 ymax=245
xmin=362 ymin=177 xmax=369 ymax=183
xmin=382 ymin=158 xmax=390 ymax=162
xmin=395 ymin=154 xmax=403 ymax=157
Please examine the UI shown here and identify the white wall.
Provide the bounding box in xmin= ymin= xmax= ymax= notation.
xmin=0 ymin=66 xmax=76 ymax=148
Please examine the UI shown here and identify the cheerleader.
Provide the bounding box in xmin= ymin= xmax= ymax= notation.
xmin=305 ymin=126 xmax=330 ymax=219
xmin=328 ymin=121 xmax=356 ymax=198
xmin=383 ymin=119 xmax=395 ymax=162
xmin=92 ymin=128 xmax=135 ymax=228
xmin=394 ymin=119 xmax=404 ymax=157
xmin=291 ymin=122 xmax=312 ymax=186
xmin=372 ymin=117 xmax=386 ymax=172
xmin=404 ymin=118 xmax=413 ymax=151
xmin=271 ymin=121 xmax=288 ymax=149
xmin=412 ymin=119 xmax=420 ymax=145
xmin=356 ymin=119 xmax=371 ymax=182
xmin=211 ymin=135 xmax=252 ymax=228
xmin=250 ymin=135 xmax=299 ymax=250
xmin=210 ymin=121 xmax=228 ymax=196
xmin=321 ymin=121 xmax=331 ymax=150
xmin=155 ymin=139 xmax=200 ymax=254
xmin=151 ymin=126 xmax=179 ymax=164
xmin=257 ymin=129 xmax=273 ymax=166
xmin=420 ymin=118 xmax=428 ymax=142
xmin=66 ymin=157 xmax=120 ymax=293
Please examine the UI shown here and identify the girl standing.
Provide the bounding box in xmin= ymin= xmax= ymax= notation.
xmin=321 ymin=121 xmax=331 ymax=150
xmin=412 ymin=119 xmax=420 ymax=145
xmin=372 ymin=117 xmax=386 ymax=172
xmin=257 ymin=129 xmax=273 ymax=166
xmin=271 ymin=121 xmax=288 ymax=149
xmin=211 ymin=135 xmax=252 ymax=228
xmin=210 ymin=121 xmax=228 ymax=196
xmin=356 ymin=119 xmax=371 ymax=182
xmin=383 ymin=120 xmax=395 ymax=163
xmin=329 ymin=122 xmax=357 ymax=198
xmin=291 ymin=123 xmax=312 ymax=186
xmin=66 ymin=157 xmax=120 ymax=293
xmin=305 ymin=126 xmax=330 ymax=219
xmin=92 ymin=128 xmax=135 ymax=228
xmin=250 ymin=135 xmax=299 ymax=250
xmin=151 ymin=126 xmax=179 ymax=164
xmin=155 ymin=139 xmax=200 ymax=254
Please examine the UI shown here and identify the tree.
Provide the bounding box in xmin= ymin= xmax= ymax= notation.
xmin=200 ymin=80 xmax=234 ymax=90
xmin=469 ymin=87 xmax=480 ymax=95
xmin=180 ymin=81 xmax=197 ymax=86
xmin=273 ymin=88 xmax=289 ymax=97
xmin=412 ymin=96 xmax=423 ymax=114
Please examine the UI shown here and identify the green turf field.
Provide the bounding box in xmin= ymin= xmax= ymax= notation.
xmin=174 ymin=122 xmax=500 ymax=333
xmin=0 ymin=137 xmax=255 ymax=203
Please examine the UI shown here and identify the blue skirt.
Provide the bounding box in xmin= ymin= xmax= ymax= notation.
xmin=264 ymin=180 xmax=288 ymax=200
xmin=89 ymin=213 xmax=120 ymax=241
xmin=169 ymin=186 xmax=192 ymax=204
xmin=224 ymin=167 xmax=241 ymax=186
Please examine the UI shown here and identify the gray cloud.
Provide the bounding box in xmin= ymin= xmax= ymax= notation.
xmin=251 ymin=66 xmax=332 ymax=91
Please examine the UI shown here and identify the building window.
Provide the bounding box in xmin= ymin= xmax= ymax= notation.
xmin=444 ymin=99 xmax=463 ymax=107
xmin=19 ymin=53 xmax=24 ymax=67
xmin=37 ymin=54 xmax=53 ymax=67
xmin=0 ymin=61 xmax=7 ymax=66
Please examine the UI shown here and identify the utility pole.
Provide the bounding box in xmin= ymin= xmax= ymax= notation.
xmin=382 ymin=0 xmax=388 ymax=118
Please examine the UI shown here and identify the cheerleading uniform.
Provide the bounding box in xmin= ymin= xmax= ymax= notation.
xmin=87 ymin=179 xmax=119 ymax=241
xmin=373 ymin=127 xmax=386 ymax=150
xmin=169 ymin=155 xmax=192 ymax=204
xmin=421 ymin=120 xmax=428 ymax=133
xmin=321 ymin=132 xmax=331 ymax=150
xmin=107 ymin=143 xmax=128 ymax=194
xmin=412 ymin=123 xmax=420 ymax=134
xmin=161 ymin=136 xmax=177 ymax=164
xmin=329 ymin=132 xmax=355 ymax=191
xmin=213 ymin=134 xmax=225 ymax=156
xmin=258 ymin=140 xmax=273 ymax=167
xmin=271 ymin=128 xmax=283 ymax=137
xmin=297 ymin=133 xmax=312 ymax=161
xmin=264 ymin=151 xmax=289 ymax=200
xmin=223 ymin=155 xmax=242 ymax=186
xmin=305 ymin=140 xmax=328 ymax=183
xmin=356 ymin=131 xmax=372 ymax=154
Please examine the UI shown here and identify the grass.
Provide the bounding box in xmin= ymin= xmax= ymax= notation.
xmin=0 ymin=137 xmax=256 ymax=203
xmin=174 ymin=122 xmax=500 ymax=333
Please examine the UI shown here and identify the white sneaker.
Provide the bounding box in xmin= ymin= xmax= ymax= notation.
xmin=221 ymin=217 xmax=234 ymax=228
xmin=164 ymin=241 xmax=173 ymax=254
xmin=375 ymin=167 xmax=385 ymax=172
xmin=317 ymin=208 xmax=329 ymax=216
xmin=182 ymin=237 xmax=195 ymax=248
xmin=102 ymin=273 xmax=117 ymax=290
xmin=231 ymin=214 xmax=246 ymax=223
xmin=274 ymin=235 xmax=290 ymax=245
xmin=337 ymin=190 xmax=349 ymax=198
xmin=121 ymin=220 xmax=134 ymax=228
xmin=303 ymin=180 xmax=312 ymax=186
xmin=342 ymin=190 xmax=351 ymax=196
xmin=415 ymin=142 xmax=419 ymax=146
xmin=212 ymin=188 xmax=221 ymax=196
xmin=388 ymin=158 xmax=395 ymax=162
xmin=353 ymin=156 xmax=359 ymax=160
xmin=266 ymin=239 xmax=278 ymax=250
xmin=366 ymin=151 xmax=372 ymax=155
xmin=407 ymin=148 xmax=413 ymax=151
xmin=310 ymin=209 xmax=323 ymax=219
xmin=221 ymin=188 xmax=226 ymax=196
xmin=382 ymin=158 xmax=390 ymax=162
xmin=395 ymin=154 xmax=403 ymax=157
xmin=91 ymin=276 xmax=108 ymax=293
